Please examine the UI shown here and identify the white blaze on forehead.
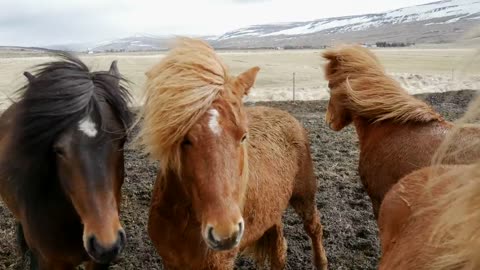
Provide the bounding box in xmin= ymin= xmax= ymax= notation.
xmin=208 ymin=109 xmax=222 ymax=136
xmin=78 ymin=116 xmax=98 ymax=137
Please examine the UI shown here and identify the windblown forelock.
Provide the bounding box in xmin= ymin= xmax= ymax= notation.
xmin=323 ymin=45 xmax=443 ymax=123
xmin=136 ymin=37 xmax=232 ymax=176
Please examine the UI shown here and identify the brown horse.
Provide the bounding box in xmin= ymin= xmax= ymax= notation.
xmin=0 ymin=54 xmax=131 ymax=269
xmin=322 ymin=45 xmax=480 ymax=218
xmin=377 ymin=164 xmax=465 ymax=269
xmin=135 ymin=37 xmax=328 ymax=269
xmin=378 ymin=93 xmax=480 ymax=270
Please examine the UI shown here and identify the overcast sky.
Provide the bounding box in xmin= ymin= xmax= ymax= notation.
xmin=1 ymin=0 xmax=435 ymax=46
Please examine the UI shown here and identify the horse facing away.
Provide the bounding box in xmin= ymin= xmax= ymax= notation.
xmin=322 ymin=45 xmax=480 ymax=218
xmin=378 ymin=93 xmax=480 ymax=269
xmin=135 ymin=37 xmax=328 ymax=270
xmin=0 ymin=53 xmax=132 ymax=269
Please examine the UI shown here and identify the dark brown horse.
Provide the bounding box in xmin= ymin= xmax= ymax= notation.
xmin=136 ymin=38 xmax=328 ymax=269
xmin=0 ymin=54 xmax=132 ymax=269
xmin=323 ymin=45 xmax=480 ymax=218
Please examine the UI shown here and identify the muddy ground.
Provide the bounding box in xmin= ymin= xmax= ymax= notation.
xmin=0 ymin=90 xmax=476 ymax=270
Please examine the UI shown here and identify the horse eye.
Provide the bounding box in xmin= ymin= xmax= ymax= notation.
xmin=53 ymin=146 xmax=66 ymax=157
xmin=241 ymin=134 xmax=248 ymax=143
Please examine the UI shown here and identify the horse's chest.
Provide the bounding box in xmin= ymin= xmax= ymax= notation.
xmin=153 ymin=217 xmax=236 ymax=269
xmin=24 ymin=216 xmax=86 ymax=264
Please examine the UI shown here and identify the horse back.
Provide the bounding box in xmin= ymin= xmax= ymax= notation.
xmin=246 ymin=105 xmax=311 ymax=189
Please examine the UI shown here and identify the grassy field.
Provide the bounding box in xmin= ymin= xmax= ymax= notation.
xmin=0 ymin=47 xmax=479 ymax=108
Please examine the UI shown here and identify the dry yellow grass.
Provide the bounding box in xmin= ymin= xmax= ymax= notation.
xmin=0 ymin=47 xmax=479 ymax=108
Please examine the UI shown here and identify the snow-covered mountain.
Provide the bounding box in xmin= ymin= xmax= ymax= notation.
xmin=212 ymin=0 xmax=480 ymax=48
xmin=90 ymin=34 xmax=172 ymax=52
xmin=47 ymin=0 xmax=480 ymax=52
xmin=218 ymin=0 xmax=480 ymax=40
xmin=86 ymin=34 xmax=219 ymax=52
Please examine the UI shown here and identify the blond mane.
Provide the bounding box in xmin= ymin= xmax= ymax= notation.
xmin=426 ymin=92 xmax=480 ymax=270
xmin=135 ymin=37 xmax=231 ymax=175
xmin=323 ymin=45 xmax=443 ymax=123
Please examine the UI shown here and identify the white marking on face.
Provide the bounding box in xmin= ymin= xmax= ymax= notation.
xmin=78 ymin=116 xmax=98 ymax=137
xmin=208 ymin=109 xmax=221 ymax=136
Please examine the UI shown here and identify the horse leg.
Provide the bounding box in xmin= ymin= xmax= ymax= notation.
xmin=290 ymin=196 xmax=328 ymax=270
xmin=16 ymin=222 xmax=32 ymax=269
xmin=371 ymin=198 xmax=381 ymax=220
xmin=266 ymin=224 xmax=287 ymax=270
xmin=16 ymin=222 xmax=28 ymax=255
xmin=291 ymin=147 xmax=328 ymax=270
xmin=244 ymin=224 xmax=287 ymax=270
xmin=27 ymin=250 xmax=39 ymax=270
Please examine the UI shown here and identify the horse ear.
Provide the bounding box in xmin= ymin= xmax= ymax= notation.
xmin=109 ymin=60 xmax=120 ymax=77
xmin=23 ymin=72 xmax=36 ymax=83
xmin=145 ymin=70 xmax=153 ymax=79
xmin=322 ymin=50 xmax=340 ymax=79
xmin=235 ymin=66 xmax=260 ymax=96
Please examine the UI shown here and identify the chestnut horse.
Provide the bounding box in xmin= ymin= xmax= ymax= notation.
xmin=323 ymin=45 xmax=480 ymax=218
xmin=135 ymin=38 xmax=328 ymax=269
xmin=379 ymin=93 xmax=480 ymax=269
xmin=0 ymin=54 xmax=131 ymax=269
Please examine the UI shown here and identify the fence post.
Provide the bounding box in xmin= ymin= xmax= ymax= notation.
xmin=293 ymin=72 xmax=296 ymax=103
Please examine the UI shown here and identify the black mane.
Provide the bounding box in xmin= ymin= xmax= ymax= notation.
xmin=3 ymin=52 xmax=132 ymax=207
xmin=14 ymin=52 xmax=131 ymax=152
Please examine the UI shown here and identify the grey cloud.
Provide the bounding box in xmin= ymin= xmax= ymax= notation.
xmin=0 ymin=1 xmax=129 ymax=46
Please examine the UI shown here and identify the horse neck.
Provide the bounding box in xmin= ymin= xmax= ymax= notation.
xmin=352 ymin=116 xmax=371 ymax=147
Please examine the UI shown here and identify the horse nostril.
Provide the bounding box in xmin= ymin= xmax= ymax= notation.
xmin=237 ymin=221 xmax=244 ymax=239
xmin=118 ymin=230 xmax=127 ymax=249
xmin=207 ymin=226 xmax=217 ymax=243
xmin=88 ymin=236 xmax=97 ymax=254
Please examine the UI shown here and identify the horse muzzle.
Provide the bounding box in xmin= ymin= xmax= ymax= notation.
xmin=204 ymin=220 xmax=244 ymax=251
xmin=85 ymin=229 xmax=126 ymax=264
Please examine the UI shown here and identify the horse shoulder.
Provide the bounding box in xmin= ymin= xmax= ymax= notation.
xmin=148 ymin=173 xmax=211 ymax=268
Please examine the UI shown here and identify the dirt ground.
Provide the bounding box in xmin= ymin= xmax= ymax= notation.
xmin=0 ymin=90 xmax=476 ymax=270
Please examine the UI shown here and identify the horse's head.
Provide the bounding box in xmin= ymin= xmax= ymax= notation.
xmin=323 ymin=49 xmax=353 ymax=131
xmin=323 ymin=45 xmax=388 ymax=131
xmin=21 ymin=58 xmax=130 ymax=263
xmin=180 ymin=66 xmax=259 ymax=251
xmin=325 ymin=81 xmax=353 ymax=131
